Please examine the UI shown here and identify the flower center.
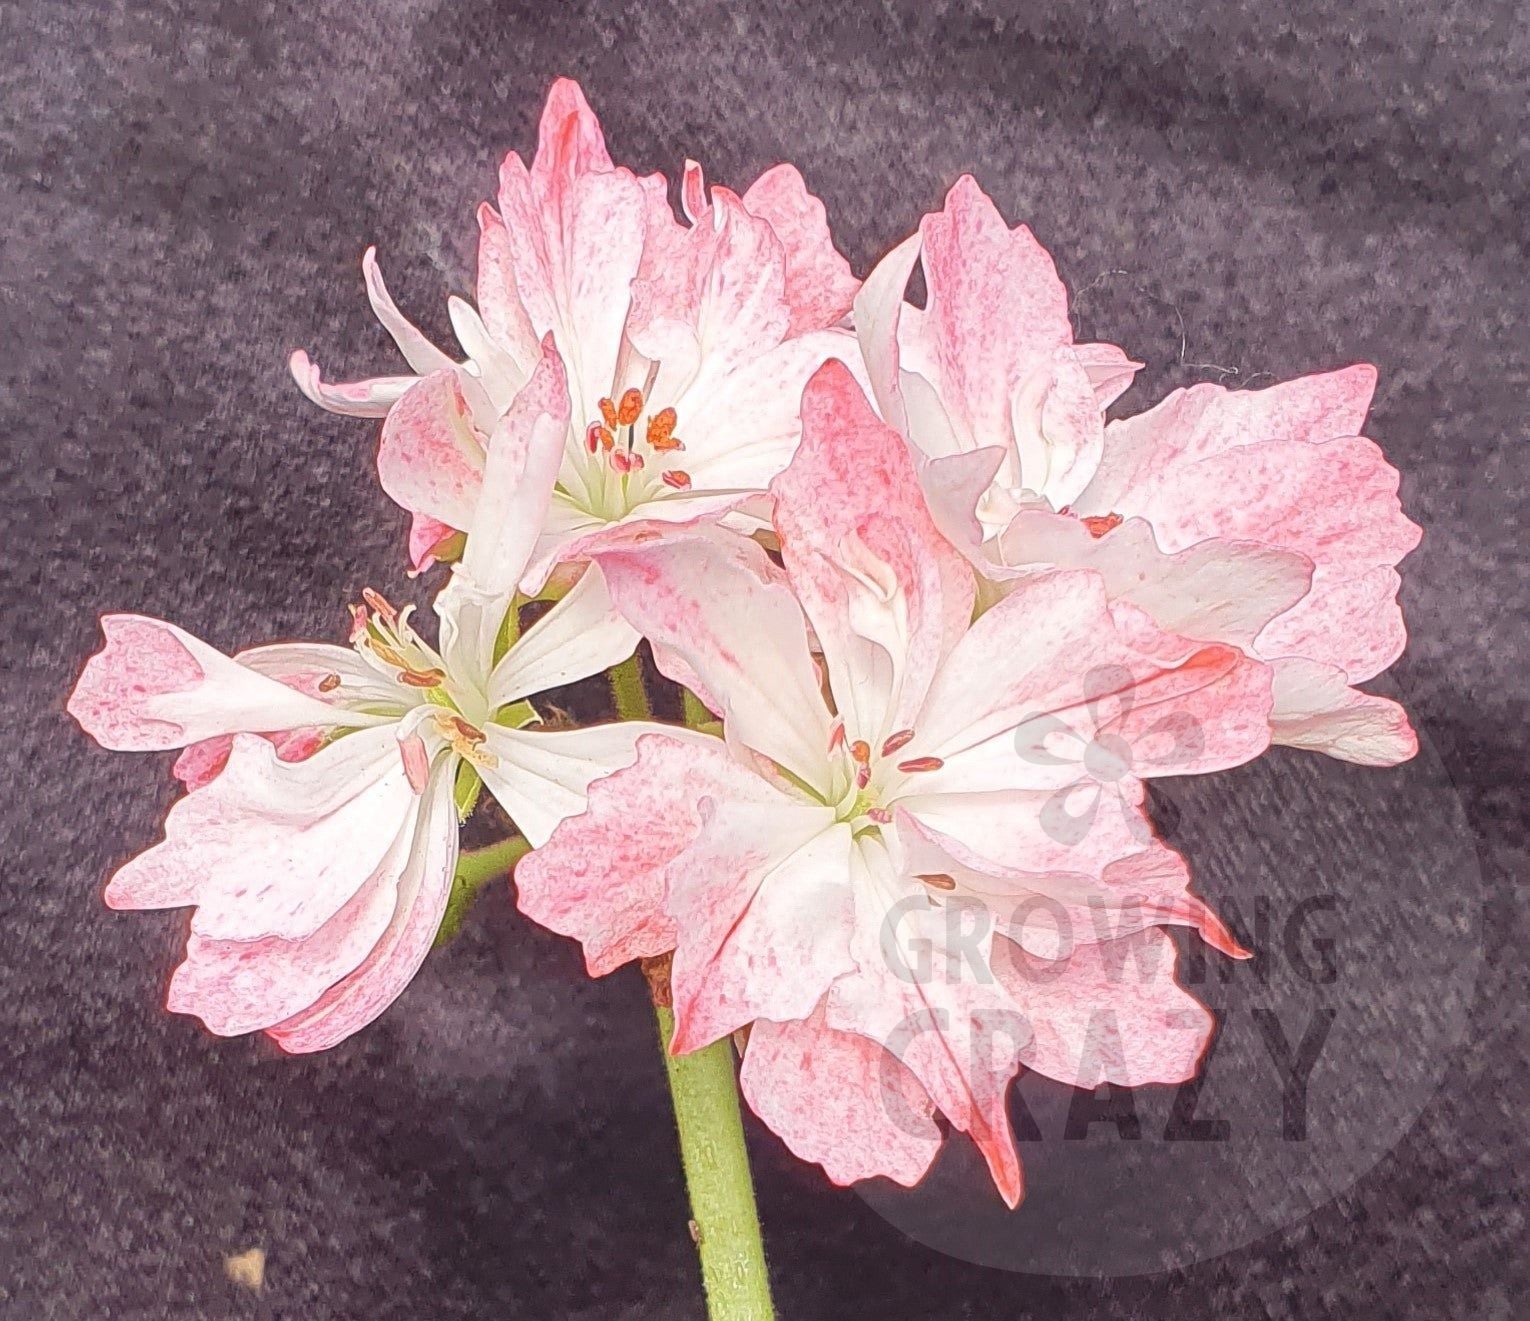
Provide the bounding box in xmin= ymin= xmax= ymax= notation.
xmin=573 ymin=387 xmax=694 ymax=521
xmin=826 ymin=720 xmax=945 ymax=828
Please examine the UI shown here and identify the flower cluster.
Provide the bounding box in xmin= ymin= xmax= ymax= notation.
xmin=69 ymin=79 xmax=1418 ymax=1202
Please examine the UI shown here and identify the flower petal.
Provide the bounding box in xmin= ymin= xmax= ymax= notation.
xmin=595 ymin=530 xmax=834 ymax=794
xmin=1268 ymin=657 xmax=1417 ymax=766
xmin=361 ymin=246 xmax=457 ymax=377
xmin=68 ymin=616 xmax=368 ymax=752
xmin=377 ymin=371 xmax=486 ymax=538
xmin=287 ymin=350 xmax=415 ymax=418
xmin=478 ymin=720 xmax=675 ymax=848
xmin=740 ymin=163 xmax=859 ymax=334
xmin=994 ymin=928 xmax=1215 ymax=1087
xmin=488 ymin=563 xmax=637 ymax=710
xmin=514 ymin=731 xmax=780 ymax=975
xmin=667 ymin=806 xmax=850 ymax=1053
xmin=740 ymin=1006 xmax=941 ymax=1189
xmin=267 ymin=758 xmax=460 ymax=1052
xmin=105 ymin=727 xmax=419 ymax=942
xmin=771 ymin=359 xmax=975 ymax=743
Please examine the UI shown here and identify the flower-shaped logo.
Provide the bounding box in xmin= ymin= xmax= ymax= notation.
xmin=1014 ymin=665 xmax=1206 ymax=845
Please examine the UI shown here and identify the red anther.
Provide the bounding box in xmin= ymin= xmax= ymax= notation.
xmin=399 ymin=667 xmax=446 ymax=688
xmin=585 ymin=422 xmax=605 ymax=454
xmin=629 ymin=453 xmax=645 ymax=471
xmin=617 ymin=387 xmax=643 ymax=426
xmin=611 ymin=449 xmax=633 ymax=474
xmin=866 ymin=807 xmax=893 ymax=824
xmin=855 ymin=766 xmax=871 ymax=790
xmin=361 ymin=587 xmax=398 ymax=624
xmin=828 ymin=720 xmax=846 ymax=751
xmin=647 ymin=407 xmax=680 ymax=450
xmin=917 ymin=872 xmax=957 ymax=891
xmin=897 ymin=756 xmax=945 ymax=773
xmin=881 ymin=729 xmax=915 ymax=757
xmin=449 ymin=716 xmax=486 ymax=746
xmin=598 ymin=396 xmax=619 ymax=431
xmin=347 ymin=603 xmax=369 ymax=642
xmin=662 ymin=469 xmax=692 ymax=490
xmin=1081 ymin=512 xmax=1123 ymax=538
xmin=318 ymin=673 xmax=341 ymax=693
xmin=850 ymin=739 xmax=871 ymax=765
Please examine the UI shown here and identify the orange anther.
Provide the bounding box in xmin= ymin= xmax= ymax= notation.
xmin=917 ymin=873 xmax=958 ymax=891
xmin=449 ymin=716 xmax=486 ymax=746
xmin=850 ymin=740 xmax=871 ymax=765
xmin=399 ymin=667 xmax=446 ymax=688
xmin=1081 ymin=512 xmax=1123 ymax=538
xmin=617 ymin=387 xmax=643 ymax=426
xmin=318 ymin=673 xmax=341 ymax=693
xmin=598 ymin=397 xmax=619 ymax=430
xmin=646 ymin=407 xmax=679 ymax=449
xmin=662 ymin=470 xmax=692 ymax=490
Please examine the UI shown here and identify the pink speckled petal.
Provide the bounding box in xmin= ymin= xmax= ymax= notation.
xmin=666 ymin=806 xmax=850 ymax=1054
xmin=596 ymin=530 xmax=834 ymax=795
xmin=267 ymin=759 xmax=460 ymax=1052
xmin=67 ymin=616 xmax=362 ymax=752
xmin=853 ymin=231 xmax=922 ymax=433
xmin=287 ymin=349 xmax=415 ymax=418
xmin=916 ymin=175 xmax=1073 ymax=448
xmin=999 ymin=510 xmax=1314 ymax=652
xmin=1071 ymin=342 xmax=1143 ymax=410
xmin=377 ymin=370 xmax=486 ymax=538
xmin=514 ymin=731 xmax=777 ymax=975
xmin=994 ymin=928 xmax=1215 ymax=1088
xmin=478 ymin=720 xmax=678 ymax=849
xmin=104 ymin=727 xmax=418 ymax=939
xmin=825 ymin=837 xmax=1026 ymax=1208
xmin=740 ymin=1007 xmax=941 ymax=1189
xmin=1268 ymin=657 xmax=1417 ymax=766
xmin=361 ymin=247 xmax=456 ymax=378
xmin=771 ymin=360 xmax=974 ymax=743
xmin=740 ymin=163 xmax=859 ymax=334
xmin=910 ymin=569 xmax=1272 ymax=783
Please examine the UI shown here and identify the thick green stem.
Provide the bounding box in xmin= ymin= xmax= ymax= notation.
xmin=609 ymin=652 xmax=652 ymax=721
xmin=650 ymin=979 xmax=775 ymax=1321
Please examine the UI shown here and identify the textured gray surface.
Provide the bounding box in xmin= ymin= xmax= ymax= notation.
xmin=2 ymin=0 xmax=1525 ymax=1316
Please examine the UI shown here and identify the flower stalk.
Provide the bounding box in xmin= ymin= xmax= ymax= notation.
xmin=645 ymin=956 xmax=775 ymax=1321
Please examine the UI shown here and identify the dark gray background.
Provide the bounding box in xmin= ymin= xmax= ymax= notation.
xmin=3 ymin=0 xmax=1525 ymax=1316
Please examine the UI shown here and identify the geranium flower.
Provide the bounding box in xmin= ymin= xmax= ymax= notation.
xmin=66 ymin=348 xmax=677 ymax=1050
xmin=855 ymin=176 xmax=1421 ymax=765
xmin=516 ymin=361 xmax=1270 ymax=1205
xmin=292 ymin=77 xmax=860 ymax=584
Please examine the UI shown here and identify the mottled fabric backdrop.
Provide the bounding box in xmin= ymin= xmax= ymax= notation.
xmin=3 ymin=1 xmax=1524 ymax=1317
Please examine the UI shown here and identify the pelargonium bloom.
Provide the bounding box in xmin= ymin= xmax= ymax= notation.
xmin=293 ymin=77 xmax=860 ymax=585
xmin=66 ymin=348 xmax=676 ymax=1050
xmin=516 ymin=362 xmax=1271 ymax=1205
xmin=856 ymin=176 xmax=1421 ymax=765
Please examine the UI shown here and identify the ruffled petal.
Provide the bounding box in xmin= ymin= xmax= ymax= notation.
xmin=740 ymin=1007 xmax=941 ymax=1188
xmin=1268 ymin=657 xmax=1418 ymax=766
xmin=377 ymin=371 xmax=486 ymax=539
xmin=595 ymin=530 xmax=834 ymax=795
xmin=739 ymin=163 xmax=859 ymax=334
xmin=771 ymin=360 xmax=975 ymax=743
xmin=267 ymin=758 xmax=460 ymax=1051
xmin=514 ymin=731 xmax=779 ymax=975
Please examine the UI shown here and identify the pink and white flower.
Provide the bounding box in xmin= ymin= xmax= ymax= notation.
xmin=292 ymin=77 xmax=860 ymax=584
xmin=855 ymin=175 xmax=1421 ymax=765
xmin=66 ymin=348 xmax=677 ymax=1050
xmin=517 ymin=361 xmax=1270 ymax=1205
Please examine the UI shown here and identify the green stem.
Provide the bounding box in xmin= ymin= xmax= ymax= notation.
xmin=609 ymin=652 xmax=652 ymax=721
xmin=434 ymin=835 xmax=531 ymax=947
xmin=651 ymin=984 xmax=775 ymax=1320
xmin=682 ymin=687 xmax=712 ymax=729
